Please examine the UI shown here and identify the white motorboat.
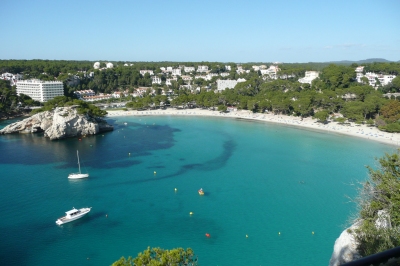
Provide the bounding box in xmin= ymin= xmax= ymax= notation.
xmin=56 ymin=207 xmax=92 ymax=225
xmin=68 ymin=150 xmax=89 ymax=179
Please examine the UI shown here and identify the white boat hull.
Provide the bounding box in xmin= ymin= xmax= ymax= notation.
xmin=68 ymin=150 xmax=89 ymax=179
xmin=68 ymin=173 xmax=89 ymax=179
xmin=56 ymin=207 xmax=91 ymax=225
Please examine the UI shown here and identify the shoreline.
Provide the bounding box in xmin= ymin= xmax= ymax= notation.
xmin=106 ymin=108 xmax=400 ymax=147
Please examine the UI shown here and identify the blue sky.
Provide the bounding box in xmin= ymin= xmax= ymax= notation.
xmin=1 ymin=0 xmax=399 ymax=63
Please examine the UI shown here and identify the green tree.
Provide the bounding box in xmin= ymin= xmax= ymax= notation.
xmin=313 ymin=110 xmax=329 ymax=122
xmin=380 ymin=100 xmax=400 ymax=123
xmin=112 ymin=247 xmax=198 ymax=266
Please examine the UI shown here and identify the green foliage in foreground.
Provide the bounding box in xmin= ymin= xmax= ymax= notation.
xmin=30 ymin=96 xmax=107 ymax=118
xmin=112 ymin=247 xmax=198 ymax=266
xmin=354 ymin=152 xmax=400 ymax=256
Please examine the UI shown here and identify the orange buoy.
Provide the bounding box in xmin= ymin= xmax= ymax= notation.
xmin=205 ymin=233 xmax=210 ymax=238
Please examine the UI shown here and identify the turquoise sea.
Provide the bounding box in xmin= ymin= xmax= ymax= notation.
xmin=0 ymin=115 xmax=395 ymax=265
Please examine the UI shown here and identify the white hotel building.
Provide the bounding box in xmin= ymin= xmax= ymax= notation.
xmin=16 ymin=79 xmax=64 ymax=102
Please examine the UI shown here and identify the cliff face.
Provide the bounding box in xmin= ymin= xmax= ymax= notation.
xmin=329 ymin=210 xmax=392 ymax=266
xmin=0 ymin=106 xmax=113 ymax=140
xmin=329 ymin=222 xmax=362 ymax=266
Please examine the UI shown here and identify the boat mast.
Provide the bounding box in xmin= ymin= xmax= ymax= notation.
xmin=77 ymin=150 xmax=81 ymax=174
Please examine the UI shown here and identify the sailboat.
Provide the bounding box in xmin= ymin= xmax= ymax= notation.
xmin=68 ymin=150 xmax=89 ymax=179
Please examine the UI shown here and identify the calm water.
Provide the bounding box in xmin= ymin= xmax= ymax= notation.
xmin=0 ymin=116 xmax=394 ymax=265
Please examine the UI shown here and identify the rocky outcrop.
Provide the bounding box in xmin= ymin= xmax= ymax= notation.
xmin=0 ymin=106 xmax=113 ymax=140
xmin=329 ymin=221 xmax=362 ymax=266
xmin=329 ymin=211 xmax=392 ymax=266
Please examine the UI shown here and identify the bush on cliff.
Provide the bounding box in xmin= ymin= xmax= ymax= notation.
xmin=354 ymin=152 xmax=400 ymax=256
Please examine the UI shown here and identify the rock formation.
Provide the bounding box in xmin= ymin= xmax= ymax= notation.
xmin=0 ymin=106 xmax=113 ymax=140
xmin=329 ymin=210 xmax=392 ymax=265
xmin=329 ymin=221 xmax=362 ymax=266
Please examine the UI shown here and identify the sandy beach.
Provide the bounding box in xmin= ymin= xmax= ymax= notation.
xmin=106 ymin=108 xmax=400 ymax=147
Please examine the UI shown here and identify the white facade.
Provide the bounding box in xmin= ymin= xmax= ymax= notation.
xmin=364 ymin=72 xmax=396 ymax=87
xmin=260 ymin=65 xmax=280 ymax=79
xmin=83 ymin=94 xmax=112 ymax=102
xmin=93 ymin=62 xmax=100 ymax=69
xmin=172 ymin=68 xmax=181 ymax=76
xmin=16 ymin=79 xmax=64 ymax=102
xmin=298 ymin=71 xmax=319 ymax=84
xmin=195 ymin=75 xmax=207 ymax=80
xmin=140 ymin=70 xmax=154 ymax=76
xmin=181 ymin=75 xmax=193 ymax=82
xmin=225 ymin=65 xmax=231 ymax=71
xmin=236 ymin=65 xmax=250 ymax=74
xmin=151 ymin=76 xmax=162 ymax=85
xmin=106 ymin=62 xmax=114 ymax=69
xmin=217 ymin=79 xmax=246 ymax=91
xmin=355 ymin=67 xmax=396 ymax=87
xmin=197 ymin=65 xmax=209 ymax=73
xmin=355 ymin=66 xmax=365 ymax=82
xmin=217 ymin=80 xmax=238 ymax=91
xmin=166 ymin=77 xmax=177 ymax=86
xmin=74 ymin=89 xmax=95 ymax=99
xmin=1 ymin=72 xmax=23 ymax=86
xmin=184 ymin=66 xmax=195 ymax=73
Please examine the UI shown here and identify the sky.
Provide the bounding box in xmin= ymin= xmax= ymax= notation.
xmin=1 ymin=0 xmax=399 ymax=63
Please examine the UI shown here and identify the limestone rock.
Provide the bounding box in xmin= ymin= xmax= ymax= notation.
xmin=0 ymin=106 xmax=113 ymax=140
xmin=329 ymin=210 xmax=392 ymax=265
xmin=329 ymin=221 xmax=362 ymax=266
xmin=375 ymin=210 xmax=391 ymax=229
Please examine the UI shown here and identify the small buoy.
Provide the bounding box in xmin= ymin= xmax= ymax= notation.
xmin=312 ymin=231 xmax=314 ymax=235
xmin=106 ymin=214 xmax=108 ymax=218
xmin=87 ymin=257 xmax=90 ymax=260
xmin=278 ymin=232 xmax=281 ymax=235
xmin=90 ymin=144 xmax=92 ymax=147
xmin=128 ymin=153 xmax=131 ymax=156
xmin=78 ymin=138 xmax=81 ymax=141
xmin=154 ymin=171 xmax=156 ymax=175
xmin=246 ymin=234 xmax=248 ymax=238
xmin=189 ymin=212 xmax=193 ymax=215
xmin=205 ymin=233 xmax=210 ymax=238
xmin=102 ymin=135 xmax=104 ymax=136
xmin=174 ymin=188 xmax=177 ymax=192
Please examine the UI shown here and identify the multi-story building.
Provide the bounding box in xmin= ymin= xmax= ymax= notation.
xmin=355 ymin=66 xmax=365 ymax=82
xmin=172 ymin=69 xmax=181 ymax=76
xmin=181 ymin=75 xmax=193 ymax=82
xmin=151 ymin=76 xmax=162 ymax=85
xmin=74 ymin=89 xmax=95 ymax=99
xmin=82 ymin=94 xmax=112 ymax=102
xmin=197 ymin=65 xmax=209 ymax=73
xmin=184 ymin=66 xmax=195 ymax=73
xmin=260 ymin=65 xmax=280 ymax=79
xmin=1 ymin=73 xmax=23 ymax=86
xmin=364 ymin=72 xmax=396 ymax=87
xmin=298 ymin=71 xmax=319 ymax=84
xmin=16 ymin=79 xmax=64 ymax=102
xmin=355 ymin=67 xmax=396 ymax=88
xmin=217 ymin=79 xmax=246 ymax=91
xmin=140 ymin=70 xmax=154 ymax=76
